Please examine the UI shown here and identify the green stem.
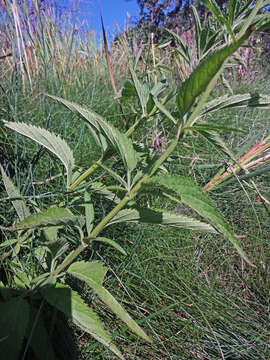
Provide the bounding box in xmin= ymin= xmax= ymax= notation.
xmin=44 ymin=244 xmax=85 ymax=282
xmin=45 ymin=128 xmax=181 ymax=281
xmin=238 ymin=0 xmax=263 ymax=38
xmin=68 ymin=159 xmax=102 ymax=191
xmin=68 ymin=118 xmax=141 ymax=191
xmin=88 ymin=140 xmax=179 ymax=238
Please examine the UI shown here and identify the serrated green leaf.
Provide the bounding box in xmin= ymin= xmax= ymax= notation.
xmin=228 ymin=0 xmax=237 ymax=25
xmin=4 ymin=122 xmax=75 ymax=187
xmin=129 ymin=66 xmax=149 ymax=115
xmin=146 ymin=174 xmax=252 ymax=265
xmin=237 ymin=0 xmax=264 ymax=38
xmin=254 ymin=13 xmax=270 ymax=31
xmin=176 ymin=28 xmax=254 ymax=116
xmin=186 ymin=124 xmax=245 ymax=133
xmin=68 ymin=261 xmax=108 ymax=285
xmin=13 ymin=207 xmax=84 ymax=230
xmin=191 ymin=5 xmax=202 ymax=60
xmin=0 ymin=297 xmax=30 ymax=359
xmin=107 ymin=207 xmax=217 ymax=233
xmin=1 ymin=165 xmax=30 ymax=221
xmin=200 ymin=93 xmax=270 ymax=116
xmin=42 ymin=283 xmax=124 ymax=359
xmin=67 ymin=261 xmax=151 ymax=343
xmin=46 ymin=94 xmax=138 ymax=173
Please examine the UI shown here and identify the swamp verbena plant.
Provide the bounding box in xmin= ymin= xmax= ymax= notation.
xmin=1 ymin=1 xmax=270 ymax=359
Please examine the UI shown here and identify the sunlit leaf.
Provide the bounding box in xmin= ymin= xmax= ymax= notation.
xmin=84 ymin=237 xmax=127 ymax=255
xmin=67 ymin=261 xmax=151 ymax=343
xmin=46 ymin=94 xmax=138 ymax=173
xmin=84 ymin=191 xmax=94 ymax=236
xmin=107 ymin=207 xmax=217 ymax=233
xmin=4 ymin=121 xmax=75 ymax=187
xmin=12 ymin=207 xmax=84 ymax=230
xmin=176 ymin=27 xmax=254 ymax=116
xmin=200 ymin=93 xmax=270 ymax=116
xmin=146 ymin=174 xmax=252 ymax=265
xmin=42 ymin=283 xmax=124 ymax=359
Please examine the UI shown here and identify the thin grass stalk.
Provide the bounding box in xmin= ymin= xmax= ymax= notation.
xmin=11 ymin=0 xmax=25 ymax=91
xmin=16 ymin=2 xmax=33 ymax=90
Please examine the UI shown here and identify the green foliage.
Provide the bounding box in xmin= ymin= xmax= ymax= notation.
xmin=46 ymin=94 xmax=138 ymax=176
xmin=145 ymin=174 xmax=252 ymax=264
xmin=67 ymin=261 xmax=151 ymax=342
xmin=0 ymin=297 xmax=30 ymax=359
xmin=176 ymin=27 xmax=254 ymax=117
xmin=12 ymin=207 xmax=84 ymax=230
xmin=1 ymin=1 xmax=270 ymax=358
xmin=42 ymin=283 xmax=124 ymax=359
xmin=107 ymin=206 xmax=217 ymax=233
xmin=4 ymin=121 xmax=75 ymax=187
xmin=0 ymin=164 xmax=30 ymax=221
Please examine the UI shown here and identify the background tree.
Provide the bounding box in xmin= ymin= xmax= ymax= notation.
xmin=132 ymin=0 xmax=231 ymax=42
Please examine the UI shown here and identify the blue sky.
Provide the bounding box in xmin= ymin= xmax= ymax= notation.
xmin=69 ymin=0 xmax=140 ymax=39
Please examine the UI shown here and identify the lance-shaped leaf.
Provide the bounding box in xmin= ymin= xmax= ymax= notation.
xmin=228 ymin=0 xmax=237 ymax=25
xmin=4 ymin=121 xmax=75 ymax=187
xmin=129 ymin=66 xmax=149 ymax=116
xmin=121 ymin=80 xmax=137 ymax=100
xmin=107 ymin=207 xmax=217 ymax=233
xmin=1 ymin=164 xmax=30 ymax=221
xmin=0 ymin=297 xmax=30 ymax=359
xmin=12 ymin=207 xmax=84 ymax=230
xmin=191 ymin=5 xmax=202 ymax=60
xmin=41 ymin=283 xmax=124 ymax=359
xmin=176 ymin=27 xmax=254 ymax=116
xmin=84 ymin=237 xmax=127 ymax=256
xmin=203 ymin=0 xmax=236 ymax=41
xmin=46 ymin=94 xmax=138 ymax=173
xmin=145 ymin=174 xmax=252 ymax=265
xmin=67 ymin=261 xmax=151 ymax=343
xmin=200 ymin=93 xmax=270 ymax=117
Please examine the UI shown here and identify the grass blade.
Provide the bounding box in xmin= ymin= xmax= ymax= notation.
xmin=1 ymin=164 xmax=30 ymax=221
